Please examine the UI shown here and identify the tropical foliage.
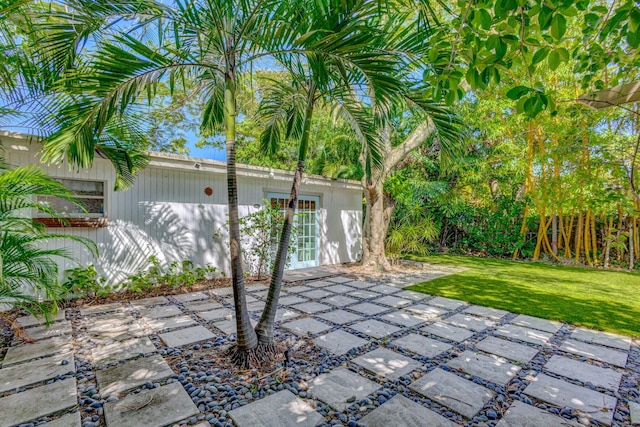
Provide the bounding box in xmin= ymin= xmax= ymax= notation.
xmin=0 ymin=151 xmax=96 ymax=319
xmin=2 ymin=0 xmax=640 ymax=370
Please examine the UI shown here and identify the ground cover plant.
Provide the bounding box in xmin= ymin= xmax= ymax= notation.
xmin=405 ymin=254 xmax=640 ymax=337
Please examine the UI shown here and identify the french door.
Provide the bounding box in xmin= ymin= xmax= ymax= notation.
xmin=267 ymin=193 xmax=320 ymax=269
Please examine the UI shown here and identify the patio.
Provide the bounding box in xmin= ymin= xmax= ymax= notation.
xmin=0 ymin=270 xmax=638 ymax=427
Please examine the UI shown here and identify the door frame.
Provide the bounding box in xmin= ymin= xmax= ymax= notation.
xmin=266 ymin=192 xmax=320 ymax=269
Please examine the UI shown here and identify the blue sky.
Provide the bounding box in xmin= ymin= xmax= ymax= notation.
xmin=183 ymin=131 xmax=226 ymax=161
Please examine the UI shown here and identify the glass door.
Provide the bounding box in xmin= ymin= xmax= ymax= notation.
xmin=267 ymin=193 xmax=320 ymax=269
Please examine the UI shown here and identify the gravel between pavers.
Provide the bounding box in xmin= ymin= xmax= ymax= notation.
xmin=1 ymin=268 xmax=638 ymax=427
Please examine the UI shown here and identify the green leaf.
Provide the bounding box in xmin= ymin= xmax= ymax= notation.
xmin=560 ymin=7 xmax=578 ymax=17
xmin=538 ymin=6 xmax=554 ymax=30
xmin=428 ymin=47 xmax=440 ymax=63
xmin=576 ymin=0 xmax=589 ymax=11
xmin=523 ymin=96 xmax=541 ymax=117
xmin=627 ymin=29 xmax=640 ymax=48
xmin=556 ymin=47 xmax=570 ymax=62
xmin=532 ymin=47 xmax=550 ymax=65
xmin=444 ymin=89 xmax=456 ymax=105
xmin=506 ymin=85 xmax=530 ymax=100
xmin=486 ymin=34 xmax=500 ymax=50
xmin=548 ymin=49 xmax=561 ymax=70
xmin=478 ymin=9 xmax=492 ymax=30
xmin=551 ymin=14 xmax=567 ymax=40
xmin=466 ymin=68 xmax=480 ymax=90
xmin=433 ymin=84 xmax=442 ymax=102
xmin=629 ymin=7 xmax=640 ymax=33
xmin=495 ymin=38 xmax=507 ymax=59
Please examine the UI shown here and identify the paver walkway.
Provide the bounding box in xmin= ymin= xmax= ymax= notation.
xmin=0 ymin=267 xmax=638 ymax=427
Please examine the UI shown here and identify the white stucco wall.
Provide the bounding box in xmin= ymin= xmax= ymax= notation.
xmin=2 ymin=133 xmax=363 ymax=285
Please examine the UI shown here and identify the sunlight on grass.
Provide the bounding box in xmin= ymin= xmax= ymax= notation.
xmin=404 ymin=254 xmax=640 ymax=337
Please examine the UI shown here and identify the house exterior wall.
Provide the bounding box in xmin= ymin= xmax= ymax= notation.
xmin=3 ymin=133 xmax=363 ymax=285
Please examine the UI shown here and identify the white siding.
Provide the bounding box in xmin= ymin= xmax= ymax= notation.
xmin=3 ymin=134 xmax=362 ymax=285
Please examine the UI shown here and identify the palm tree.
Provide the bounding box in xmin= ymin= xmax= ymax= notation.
xmin=252 ymin=0 xmax=462 ymax=345
xmin=0 ymin=149 xmax=96 ymax=322
xmin=13 ymin=0 xmax=402 ymax=366
xmin=16 ymin=0 xmax=277 ymax=366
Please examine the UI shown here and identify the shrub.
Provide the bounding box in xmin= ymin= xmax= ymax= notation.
xmin=62 ymin=265 xmax=109 ymax=298
xmin=122 ymin=255 xmax=220 ymax=293
xmin=236 ymin=200 xmax=297 ymax=279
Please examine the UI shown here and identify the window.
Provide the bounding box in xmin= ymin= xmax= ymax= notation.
xmin=35 ymin=179 xmax=107 ymax=227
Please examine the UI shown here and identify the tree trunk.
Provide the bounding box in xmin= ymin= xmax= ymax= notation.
xmin=362 ymin=181 xmax=392 ymax=269
xmin=224 ymin=70 xmax=258 ymax=367
xmin=360 ymin=119 xmax=436 ymax=269
xmin=575 ymin=211 xmax=583 ymax=263
xmin=551 ymin=213 xmax=558 ymax=255
xmin=629 ymin=217 xmax=635 ymax=270
xmin=255 ymin=84 xmax=315 ymax=346
xmin=604 ymin=217 xmax=613 ymax=269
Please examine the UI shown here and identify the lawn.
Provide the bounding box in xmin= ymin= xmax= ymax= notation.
xmin=404 ymin=254 xmax=640 ymax=337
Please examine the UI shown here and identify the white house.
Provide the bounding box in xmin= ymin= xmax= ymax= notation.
xmin=2 ymin=132 xmax=363 ymax=285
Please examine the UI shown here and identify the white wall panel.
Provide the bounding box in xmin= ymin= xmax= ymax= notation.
xmin=3 ymin=133 xmax=362 ymax=286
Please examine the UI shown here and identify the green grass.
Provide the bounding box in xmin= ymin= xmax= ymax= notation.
xmin=404 ymin=254 xmax=640 ymax=337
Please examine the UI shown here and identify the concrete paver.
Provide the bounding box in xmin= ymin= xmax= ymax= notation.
xmin=92 ymin=337 xmax=156 ymax=366
xmin=350 ymin=303 xmax=389 ymax=316
xmin=2 ymin=336 xmax=72 ymax=366
xmin=15 ymin=311 xmax=66 ymax=328
xmin=282 ymin=318 xmax=332 ymax=336
xmin=380 ymin=311 xmax=430 ymax=328
xmin=422 ymin=322 xmax=475 ymax=343
xmin=309 ymin=367 xmax=380 ymax=410
xmin=172 ymin=292 xmax=209 ymax=302
xmin=560 ymin=339 xmax=628 ymax=367
xmin=512 ymin=314 xmax=562 ymax=333
xmin=544 ymin=355 xmax=622 ymax=390
xmin=103 ymin=382 xmax=198 ymax=427
xmin=229 ymin=390 xmax=323 ymax=427
xmin=314 ymin=330 xmax=368 ymax=355
xmin=315 ymin=309 xmax=363 ymax=325
xmin=129 ymin=296 xmax=170 ymax=309
xmin=2 ymin=268 xmax=636 ymax=427
xmin=80 ymin=303 xmax=123 ymax=316
xmin=19 ymin=320 xmax=72 ymax=341
xmin=475 ymin=336 xmax=539 ymax=364
xmin=96 ymin=354 xmax=174 ymax=397
xmin=524 ymin=373 xmax=617 ymax=425
xmin=409 ymin=368 xmax=494 ymax=419
xmin=447 ymin=350 xmax=520 ymax=386
xmin=352 ymin=347 xmax=422 ymax=380
xmin=0 ymin=378 xmax=77 ymax=427
xmin=463 ymin=305 xmax=509 ymax=320
xmin=350 ymin=319 xmax=402 ymax=339
xmin=0 ymin=352 xmax=75 ymax=393
xmin=158 ymin=325 xmax=215 ymax=347
xmin=360 ymin=394 xmax=458 ymax=427
xmin=444 ymin=313 xmax=496 ymax=332
xmin=143 ymin=315 xmax=197 ymax=331
xmin=495 ymin=324 xmax=552 ymax=346
xmin=392 ymin=333 xmax=453 ymax=358
xmin=570 ymin=327 xmax=632 ymax=351
xmin=496 ymin=400 xmax=581 ymax=427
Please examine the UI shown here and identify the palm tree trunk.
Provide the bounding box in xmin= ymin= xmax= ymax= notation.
xmin=224 ymin=70 xmax=259 ymax=365
xmin=255 ymin=84 xmax=315 ymax=346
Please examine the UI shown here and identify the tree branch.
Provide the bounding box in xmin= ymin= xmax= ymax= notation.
xmin=385 ymin=117 xmax=436 ymax=171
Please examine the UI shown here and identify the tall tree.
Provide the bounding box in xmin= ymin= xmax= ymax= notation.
xmin=252 ymin=0 xmax=406 ymax=347
xmin=17 ymin=0 xmax=300 ymax=366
